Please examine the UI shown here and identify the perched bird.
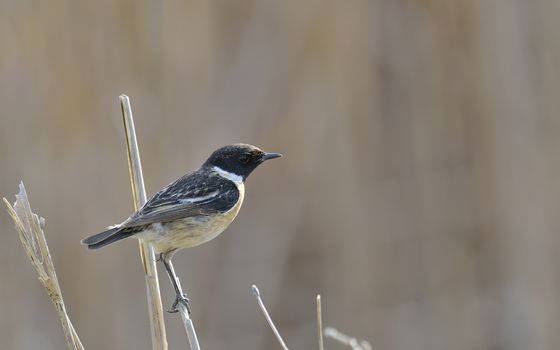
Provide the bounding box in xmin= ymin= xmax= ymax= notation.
xmin=82 ymin=143 xmax=282 ymax=313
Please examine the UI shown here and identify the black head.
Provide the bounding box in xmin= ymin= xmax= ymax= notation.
xmin=202 ymin=143 xmax=282 ymax=180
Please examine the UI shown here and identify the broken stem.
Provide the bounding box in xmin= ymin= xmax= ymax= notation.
xmin=4 ymin=183 xmax=84 ymax=350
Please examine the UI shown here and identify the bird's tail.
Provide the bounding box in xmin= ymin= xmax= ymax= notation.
xmin=81 ymin=226 xmax=135 ymax=250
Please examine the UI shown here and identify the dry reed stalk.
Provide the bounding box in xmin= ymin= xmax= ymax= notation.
xmin=120 ymin=95 xmax=169 ymax=350
xmin=316 ymin=295 xmax=324 ymax=350
xmin=3 ymin=183 xmax=84 ymax=350
xmin=251 ymin=285 xmax=289 ymax=350
xmin=120 ymin=95 xmax=200 ymax=350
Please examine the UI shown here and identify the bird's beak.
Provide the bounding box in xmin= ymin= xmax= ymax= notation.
xmin=261 ymin=152 xmax=282 ymax=161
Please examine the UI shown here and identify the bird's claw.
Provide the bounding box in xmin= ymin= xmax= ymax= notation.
xmin=168 ymin=293 xmax=191 ymax=315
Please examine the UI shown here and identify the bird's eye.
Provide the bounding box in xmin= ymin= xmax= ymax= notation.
xmin=238 ymin=155 xmax=250 ymax=164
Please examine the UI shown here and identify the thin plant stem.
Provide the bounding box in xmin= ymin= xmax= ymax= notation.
xmin=317 ymin=295 xmax=324 ymax=350
xmin=178 ymin=306 xmax=201 ymax=350
xmin=251 ymin=285 xmax=289 ymax=350
xmin=120 ymin=95 xmax=201 ymax=350
xmin=4 ymin=183 xmax=84 ymax=350
xmin=120 ymin=95 xmax=168 ymax=350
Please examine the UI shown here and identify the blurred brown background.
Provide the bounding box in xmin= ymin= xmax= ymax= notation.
xmin=2 ymin=1 xmax=560 ymax=349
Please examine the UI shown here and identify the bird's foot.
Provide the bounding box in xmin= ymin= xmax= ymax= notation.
xmin=168 ymin=293 xmax=191 ymax=315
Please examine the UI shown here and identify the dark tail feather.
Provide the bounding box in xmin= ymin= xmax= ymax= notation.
xmin=81 ymin=227 xmax=134 ymax=250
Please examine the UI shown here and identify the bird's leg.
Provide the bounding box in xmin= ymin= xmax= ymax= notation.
xmin=160 ymin=251 xmax=191 ymax=315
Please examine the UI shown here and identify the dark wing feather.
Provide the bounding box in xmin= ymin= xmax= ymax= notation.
xmin=121 ymin=169 xmax=239 ymax=228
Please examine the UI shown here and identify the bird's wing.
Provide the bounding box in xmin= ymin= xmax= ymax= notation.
xmin=121 ymin=170 xmax=240 ymax=228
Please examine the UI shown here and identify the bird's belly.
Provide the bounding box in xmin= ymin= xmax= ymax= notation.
xmin=152 ymin=215 xmax=231 ymax=252
xmin=142 ymin=186 xmax=244 ymax=253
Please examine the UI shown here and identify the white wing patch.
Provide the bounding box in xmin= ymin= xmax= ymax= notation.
xmin=179 ymin=190 xmax=219 ymax=204
xmin=212 ymin=166 xmax=243 ymax=184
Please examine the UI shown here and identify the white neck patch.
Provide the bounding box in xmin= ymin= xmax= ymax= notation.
xmin=213 ymin=166 xmax=243 ymax=184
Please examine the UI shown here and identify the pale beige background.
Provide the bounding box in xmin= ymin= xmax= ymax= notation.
xmin=2 ymin=1 xmax=560 ymax=349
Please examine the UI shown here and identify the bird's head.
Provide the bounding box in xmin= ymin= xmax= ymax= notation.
xmin=203 ymin=143 xmax=282 ymax=181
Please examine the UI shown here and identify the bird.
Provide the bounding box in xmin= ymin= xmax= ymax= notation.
xmin=82 ymin=143 xmax=282 ymax=314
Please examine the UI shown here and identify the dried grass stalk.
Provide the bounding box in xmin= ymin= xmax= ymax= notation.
xmin=120 ymin=95 xmax=169 ymax=350
xmin=251 ymin=285 xmax=289 ymax=350
xmin=3 ymin=183 xmax=84 ymax=350
xmin=120 ymin=95 xmax=200 ymax=350
xmin=316 ymin=295 xmax=324 ymax=350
